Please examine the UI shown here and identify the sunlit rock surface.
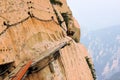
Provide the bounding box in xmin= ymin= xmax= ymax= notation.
xmin=0 ymin=0 xmax=94 ymax=80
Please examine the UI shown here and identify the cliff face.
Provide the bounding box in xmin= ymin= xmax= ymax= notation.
xmin=0 ymin=0 xmax=94 ymax=80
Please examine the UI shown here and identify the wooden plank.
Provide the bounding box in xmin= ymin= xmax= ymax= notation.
xmin=31 ymin=42 xmax=67 ymax=67
xmin=4 ymin=60 xmax=32 ymax=80
xmin=4 ymin=41 xmax=67 ymax=80
xmin=11 ymin=60 xmax=32 ymax=80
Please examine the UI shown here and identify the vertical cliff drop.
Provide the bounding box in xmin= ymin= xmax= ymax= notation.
xmin=0 ymin=0 xmax=96 ymax=80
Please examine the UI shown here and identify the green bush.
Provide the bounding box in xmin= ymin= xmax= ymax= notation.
xmin=85 ymin=57 xmax=97 ymax=80
xmin=50 ymin=0 xmax=63 ymax=6
xmin=61 ymin=12 xmax=72 ymax=27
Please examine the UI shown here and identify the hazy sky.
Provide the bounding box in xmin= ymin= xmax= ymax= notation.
xmin=67 ymin=0 xmax=120 ymax=32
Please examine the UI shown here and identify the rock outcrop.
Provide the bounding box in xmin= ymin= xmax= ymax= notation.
xmin=0 ymin=0 xmax=95 ymax=80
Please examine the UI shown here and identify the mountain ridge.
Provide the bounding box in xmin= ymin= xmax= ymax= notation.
xmin=81 ymin=25 xmax=120 ymax=80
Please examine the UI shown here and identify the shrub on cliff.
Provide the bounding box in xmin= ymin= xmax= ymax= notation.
xmin=85 ymin=57 xmax=97 ymax=80
xmin=50 ymin=0 xmax=63 ymax=6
